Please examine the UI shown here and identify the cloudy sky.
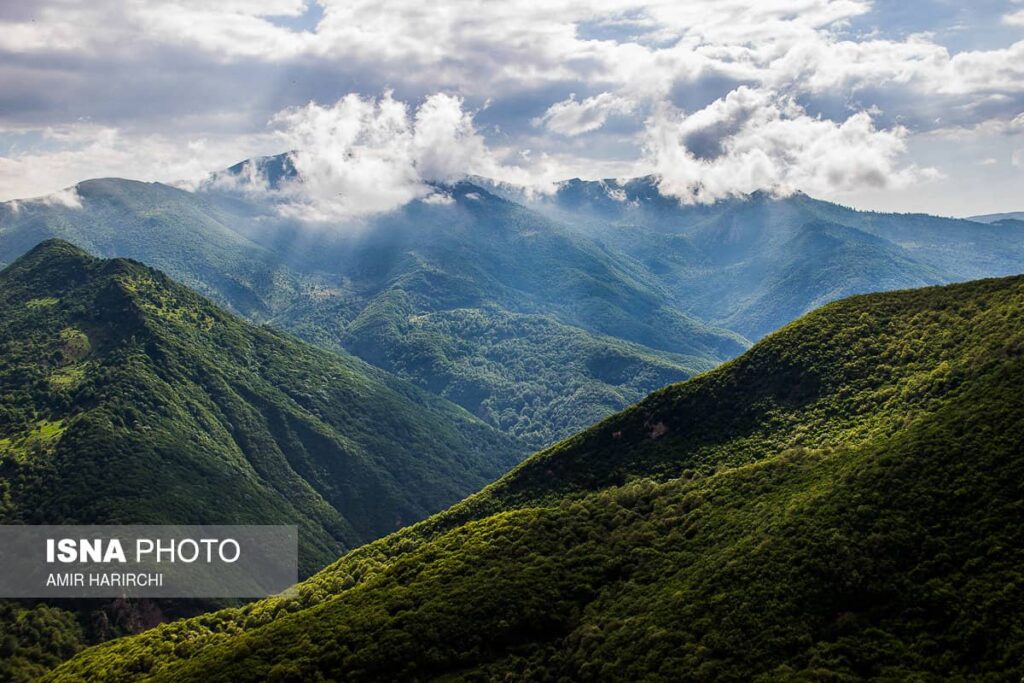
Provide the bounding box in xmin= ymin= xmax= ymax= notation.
xmin=1 ymin=0 xmax=1022 ymax=216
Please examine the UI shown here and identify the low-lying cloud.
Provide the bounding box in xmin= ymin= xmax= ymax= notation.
xmin=534 ymin=93 xmax=637 ymax=137
xmin=0 ymin=86 xmax=944 ymax=219
xmin=252 ymin=92 xmax=511 ymax=221
xmin=645 ymin=86 xmax=938 ymax=204
xmin=0 ymin=125 xmax=270 ymax=203
xmin=220 ymin=87 xmax=934 ymax=218
xmin=5 ymin=186 xmax=83 ymax=213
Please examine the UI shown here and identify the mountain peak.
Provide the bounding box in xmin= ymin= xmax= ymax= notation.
xmin=1 ymin=238 xmax=99 ymax=293
xmin=19 ymin=238 xmax=93 ymax=263
xmin=201 ymin=151 xmax=299 ymax=193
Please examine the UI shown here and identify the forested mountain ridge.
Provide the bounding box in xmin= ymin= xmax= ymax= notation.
xmin=0 ymin=239 xmax=521 ymax=680
xmin=273 ymin=181 xmax=746 ymax=447
xmin=47 ymin=273 xmax=1024 ymax=681
xmin=969 ymin=210 xmax=1024 ymax=224
xmin=0 ymin=239 xmax=520 ymax=568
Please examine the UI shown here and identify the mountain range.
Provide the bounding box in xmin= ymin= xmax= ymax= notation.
xmin=0 ymin=175 xmax=743 ymax=449
xmin=3 ymin=154 xmax=1024 ymax=450
xmin=505 ymin=175 xmax=1024 ymax=338
xmin=45 ymin=270 xmax=1024 ymax=681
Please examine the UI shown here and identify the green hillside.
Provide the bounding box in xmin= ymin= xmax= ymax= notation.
xmin=47 ymin=274 xmax=1024 ymax=681
xmin=0 ymin=239 xmax=523 ymax=681
xmin=337 ymin=305 xmax=698 ymax=446
xmin=0 ymin=240 xmax=520 ymax=565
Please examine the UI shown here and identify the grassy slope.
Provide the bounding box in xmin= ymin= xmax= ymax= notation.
xmin=48 ymin=274 xmax=1024 ymax=681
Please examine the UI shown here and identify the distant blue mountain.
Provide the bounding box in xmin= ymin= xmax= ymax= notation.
xmin=507 ymin=175 xmax=1024 ymax=338
xmin=969 ymin=211 xmax=1024 ymax=224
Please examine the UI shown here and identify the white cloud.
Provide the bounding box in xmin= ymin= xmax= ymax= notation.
xmin=0 ymin=92 xmax=615 ymax=210
xmin=412 ymin=94 xmax=495 ymax=181
xmin=1004 ymin=9 xmax=1024 ymax=26
xmin=267 ymin=93 xmax=423 ymax=220
xmin=1 ymin=1 xmax=1020 ymax=108
xmin=0 ymin=1 xmax=313 ymax=58
xmin=645 ymin=86 xmax=937 ymax=204
xmin=263 ymin=92 xmax=518 ymax=221
xmin=6 ymin=186 xmax=83 ymax=213
xmin=0 ymin=125 xmax=278 ymax=202
xmin=420 ymin=191 xmax=454 ymax=205
xmin=132 ymin=2 xmax=315 ymax=61
xmin=764 ymin=32 xmax=1024 ymax=102
xmin=0 ymin=2 xmax=874 ymax=90
xmin=12 ymin=0 xmax=1016 ymax=103
xmin=918 ymin=111 xmax=1024 ymax=142
xmin=34 ymin=187 xmax=83 ymax=209
xmin=534 ymin=93 xmax=637 ymax=136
